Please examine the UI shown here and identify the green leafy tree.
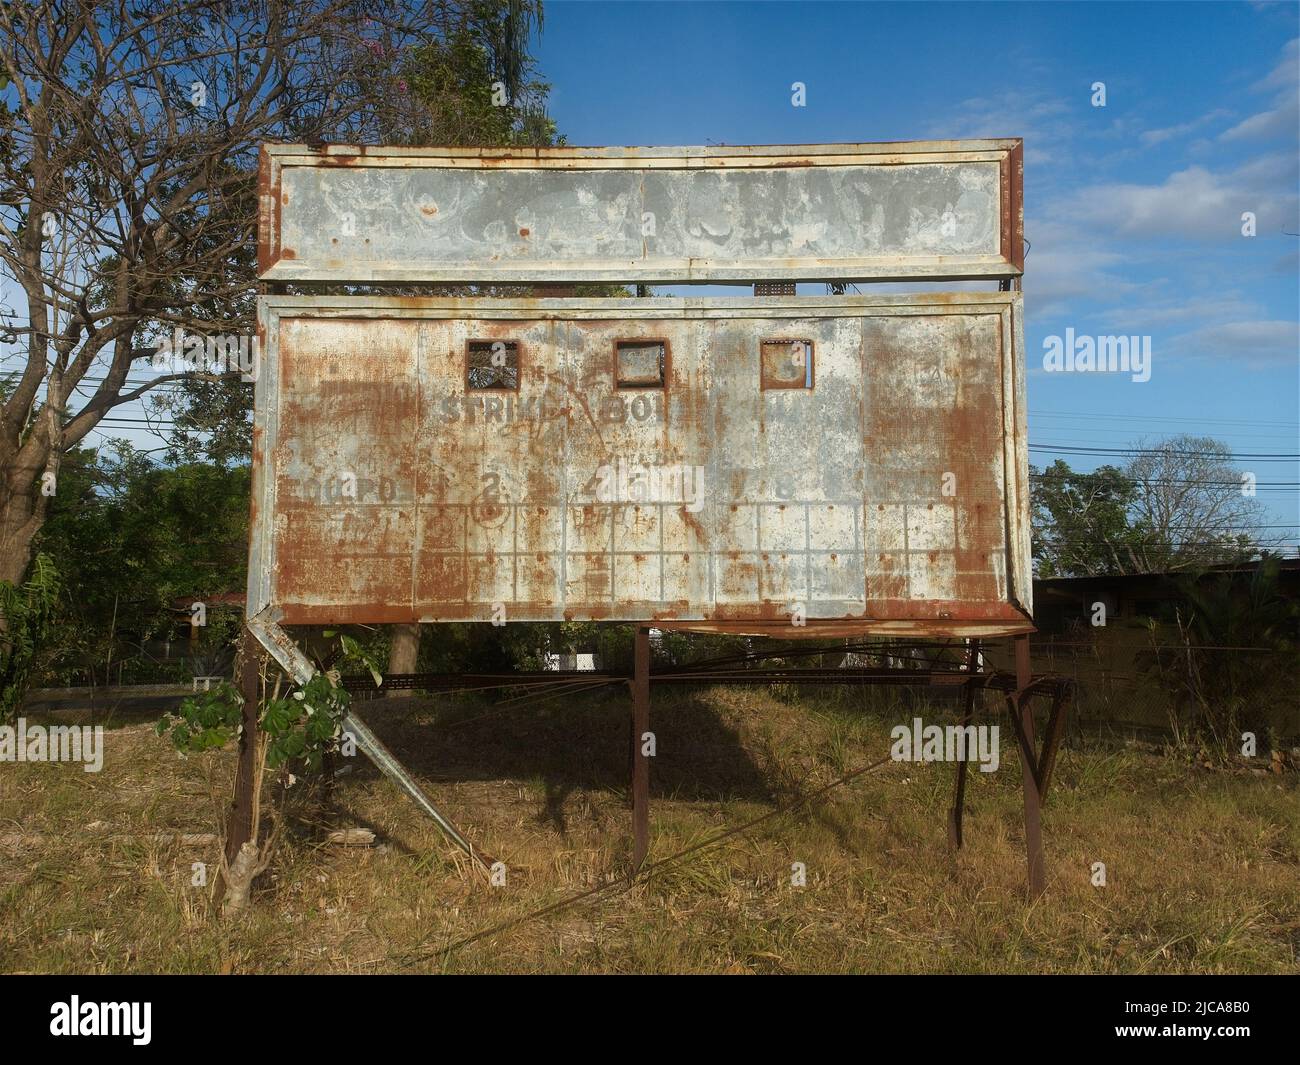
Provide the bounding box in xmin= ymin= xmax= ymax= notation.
xmin=31 ymin=441 xmax=250 ymax=684
xmin=156 ymin=631 xmax=381 ymax=913
xmin=0 ymin=550 xmax=59 ymax=719
xmin=1031 ymin=461 xmax=1144 ymax=577
xmin=1032 ymin=438 xmax=1273 ymax=577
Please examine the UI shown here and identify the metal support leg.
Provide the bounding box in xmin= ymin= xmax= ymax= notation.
xmin=948 ymin=638 xmax=980 ymax=849
xmin=631 ymin=626 xmax=651 ymax=871
xmin=1036 ymin=687 xmax=1071 ymax=804
xmin=217 ymin=625 xmax=263 ymax=904
xmin=1014 ymin=634 xmax=1045 ymax=897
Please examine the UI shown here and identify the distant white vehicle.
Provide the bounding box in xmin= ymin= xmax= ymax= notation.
xmin=543 ymin=653 xmax=601 ymax=672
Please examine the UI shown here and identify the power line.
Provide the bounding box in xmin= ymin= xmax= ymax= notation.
xmin=1029 ymin=472 xmax=1297 ymax=488
xmin=1030 ymin=443 xmax=1299 ymax=460
xmin=1030 ymin=408 xmax=1299 ymax=430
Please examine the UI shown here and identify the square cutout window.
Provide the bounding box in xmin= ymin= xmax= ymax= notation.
xmin=467 ymin=340 xmax=519 ymax=390
xmin=760 ymin=339 xmax=814 ymax=389
xmin=615 ymin=339 xmax=667 ymax=388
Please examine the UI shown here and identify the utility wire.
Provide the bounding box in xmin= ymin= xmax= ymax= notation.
xmin=401 ymin=750 xmax=896 ymax=965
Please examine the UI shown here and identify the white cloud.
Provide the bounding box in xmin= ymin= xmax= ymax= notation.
xmin=1220 ymin=96 xmax=1299 ymax=141
xmin=1222 ymin=37 xmax=1299 ymax=141
xmin=1096 ymin=296 xmax=1265 ymax=331
xmin=1064 ymin=155 xmax=1297 ymax=240
xmin=1173 ymin=319 xmax=1300 ymax=364
xmin=1251 ymin=36 xmax=1298 ymax=94
xmin=1141 ymin=109 xmax=1233 ymax=146
xmin=926 ymin=91 xmax=1073 ymax=167
xmin=1018 ymin=219 xmax=1139 ymax=320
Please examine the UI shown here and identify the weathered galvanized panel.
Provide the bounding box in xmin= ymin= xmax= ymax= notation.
xmin=258 ymin=141 xmax=1024 ymax=284
xmin=249 ymin=295 xmax=1030 ymax=636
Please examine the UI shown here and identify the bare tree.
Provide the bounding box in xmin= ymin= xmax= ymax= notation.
xmin=0 ymin=0 xmax=539 ymax=586
xmin=1124 ymin=435 xmax=1275 ymax=572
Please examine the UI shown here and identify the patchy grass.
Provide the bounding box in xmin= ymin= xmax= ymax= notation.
xmin=1 ymin=685 xmax=1296 ymax=974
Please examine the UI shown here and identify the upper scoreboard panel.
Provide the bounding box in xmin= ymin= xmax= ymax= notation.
xmin=257 ymin=140 xmax=1024 ymax=285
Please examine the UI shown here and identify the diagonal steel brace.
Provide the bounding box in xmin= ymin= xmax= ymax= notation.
xmin=246 ymin=609 xmax=495 ymax=871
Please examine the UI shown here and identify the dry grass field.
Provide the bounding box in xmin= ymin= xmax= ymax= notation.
xmin=1 ymin=685 xmax=1297 ymax=974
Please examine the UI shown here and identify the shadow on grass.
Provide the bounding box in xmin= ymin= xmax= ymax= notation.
xmin=341 ymin=686 xmax=780 ymax=838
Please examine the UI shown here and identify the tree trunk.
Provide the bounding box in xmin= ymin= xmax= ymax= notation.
xmin=215 ymin=627 xmax=263 ymax=907
xmin=387 ymin=622 xmax=420 ymax=697
xmin=220 ymin=842 xmax=262 ymax=915
xmin=0 ymin=473 xmax=44 ymax=588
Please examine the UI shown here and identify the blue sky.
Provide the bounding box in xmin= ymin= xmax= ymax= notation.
xmin=533 ymin=0 xmax=1300 ymax=547
xmin=12 ymin=1 xmax=1295 ymax=550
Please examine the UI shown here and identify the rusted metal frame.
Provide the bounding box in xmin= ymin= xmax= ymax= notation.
xmin=947 ymin=638 xmax=983 ymax=850
xmin=256 ymin=145 xmax=280 ymax=277
xmin=999 ymin=141 xmax=1025 ymax=274
xmin=465 ymin=337 xmax=522 ymax=393
xmin=327 ymin=653 xmax=1067 ymax=886
xmin=342 ymin=639 xmax=1010 ymax=693
xmin=244 ymin=610 xmax=495 ymax=871
xmin=1003 ymin=690 xmax=1041 ymax=792
xmin=631 ymin=626 xmax=651 ymax=871
xmin=255 ymin=292 xmax=1031 ymax=634
xmin=1000 ymin=295 xmax=1032 ymax=620
xmin=1035 ymin=684 xmax=1071 ymax=802
xmin=258 ymin=292 xmax=1022 ymax=320
xmin=759 ymin=337 xmax=815 ymax=390
xmin=265 ymin=139 xmax=1022 ymax=164
xmin=1009 ymin=141 xmax=1025 ymax=272
xmin=612 ymin=336 xmax=670 ymax=391
xmin=1004 ymin=678 xmax=1073 ymax=804
xmin=345 ymin=664 xmax=1065 ymax=693
xmin=259 ymin=140 xmax=1023 ymax=285
xmin=1011 ymin=634 xmax=1046 ymax=896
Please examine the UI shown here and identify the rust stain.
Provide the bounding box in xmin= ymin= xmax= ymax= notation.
xmin=256 ymin=145 xmax=276 ymax=277
xmin=257 ymin=141 xmax=1022 ymax=285
xmin=259 ymin=297 xmax=1027 ymax=635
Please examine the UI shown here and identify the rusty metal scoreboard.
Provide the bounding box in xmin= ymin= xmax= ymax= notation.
xmin=245 ymin=140 xmax=1070 ymax=895
xmin=249 ymin=141 xmax=1030 ymax=638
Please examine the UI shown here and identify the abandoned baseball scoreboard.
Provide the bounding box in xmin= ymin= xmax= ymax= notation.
xmin=246 ymin=140 xmax=1066 ymax=894
xmin=249 ymin=141 xmax=1030 ymax=637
